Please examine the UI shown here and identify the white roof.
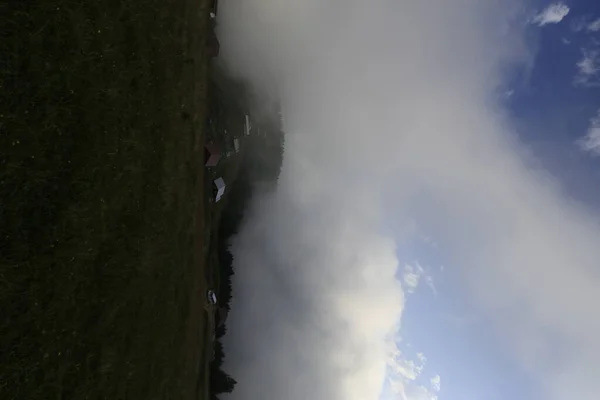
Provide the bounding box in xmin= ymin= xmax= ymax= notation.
xmin=214 ymin=177 xmax=226 ymax=202
xmin=233 ymin=138 xmax=240 ymax=152
xmin=207 ymin=290 xmax=217 ymax=305
xmin=245 ymin=115 xmax=251 ymax=135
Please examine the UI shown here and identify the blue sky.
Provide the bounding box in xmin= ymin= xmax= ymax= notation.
xmin=395 ymin=236 xmax=541 ymax=400
xmin=508 ymin=0 xmax=600 ymax=206
xmin=394 ymin=3 xmax=600 ymax=400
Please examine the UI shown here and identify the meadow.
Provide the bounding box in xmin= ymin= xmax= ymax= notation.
xmin=1 ymin=0 xmax=214 ymax=398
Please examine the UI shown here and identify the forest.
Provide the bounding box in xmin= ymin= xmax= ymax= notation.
xmin=209 ymin=97 xmax=285 ymax=399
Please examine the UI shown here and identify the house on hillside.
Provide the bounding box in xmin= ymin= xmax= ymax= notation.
xmin=244 ymin=114 xmax=252 ymax=136
xmin=213 ymin=177 xmax=226 ymax=202
xmin=207 ymin=290 xmax=218 ymax=305
xmin=204 ymin=143 xmax=222 ymax=167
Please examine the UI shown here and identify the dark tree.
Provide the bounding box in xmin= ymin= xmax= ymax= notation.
xmin=221 ymin=374 xmax=237 ymax=393
xmin=216 ymin=324 xmax=227 ymax=339
xmin=210 ymin=369 xmax=237 ymax=394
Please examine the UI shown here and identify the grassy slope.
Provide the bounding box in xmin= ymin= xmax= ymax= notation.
xmin=1 ymin=0 xmax=212 ymax=399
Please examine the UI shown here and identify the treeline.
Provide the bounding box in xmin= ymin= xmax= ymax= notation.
xmin=208 ymin=95 xmax=285 ymax=399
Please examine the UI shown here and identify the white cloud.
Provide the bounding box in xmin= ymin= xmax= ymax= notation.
xmin=216 ymin=1 xmax=600 ymax=400
xmin=424 ymin=275 xmax=438 ymax=297
xmin=388 ymin=347 xmax=425 ymax=382
xmin=430 ymin=375 xmax=441 ymax=393
xmin=402 ymin=262 xmax=437 ymax=296
xmin=532 ymin=3 xmax=570 ymax=26
xmin=503 ymin=88 xmax=515 ymax=98
xmin=386 ymin=341 xmax=438 ymax=400
xmin=578 ymin=109 xmax=600 ymax=155
xmin=407 ymin=386 xmax=439 ymax=400
xmin=572 ymin=16 xmax=600 ymax=32
xmin=578 ymin=51 xmax=600 ymax=75
xmin=575 ymin=48 xmax=600 ymax=86
xmin=403 ymin=263 xmax=424 ymax=294
xmin=587 ymin=18 xmax=600 ymax=32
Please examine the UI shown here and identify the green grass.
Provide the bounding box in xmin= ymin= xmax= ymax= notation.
xmin=0 ymin=0 xmax=213 ymax=398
